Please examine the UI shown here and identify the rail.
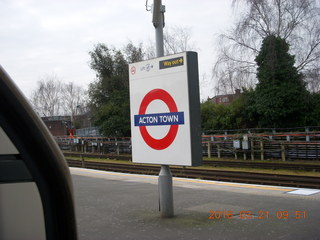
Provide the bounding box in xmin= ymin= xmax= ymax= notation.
xmin=66 ymin=158 xmax=320 ymax=189
xmin=63 ymin=152 xmax=320 ymax=172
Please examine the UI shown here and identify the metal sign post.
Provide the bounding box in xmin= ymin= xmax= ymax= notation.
xmin=153 ymin=0 xmax=165 ymax=58
xmin=152 ymin=0 xmax=174 ymax=218
xmin=131 ymin=0 xmax=201 ymax=218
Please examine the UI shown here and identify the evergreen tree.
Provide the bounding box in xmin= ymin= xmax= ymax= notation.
xmin=252 ymin=35 xmax=308 ymax=128
xmin=88 ymin=43 xmax=144 ymax=136
xmin=200 ymin=89 xmax=255 ymax=132
xmin=305 ymin=92 xmax=320 ymax=126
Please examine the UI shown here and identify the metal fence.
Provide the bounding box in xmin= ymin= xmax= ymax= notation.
xmin=55 ymin=136 xmax=131 ymax=155
xmin=56 ymin=127 xmax=320 ymax=161
xmin=202 ymin=130 xmax=320 ymax=160
xmin=76 ymin=127 xmax=101 ymax=137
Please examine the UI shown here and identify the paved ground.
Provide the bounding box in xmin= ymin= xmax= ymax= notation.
xmin=70 ymin=167 xmax=320 ymax=240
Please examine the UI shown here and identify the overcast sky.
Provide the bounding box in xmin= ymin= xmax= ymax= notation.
xmin=0 ymin=0 xmax=235 ymax=100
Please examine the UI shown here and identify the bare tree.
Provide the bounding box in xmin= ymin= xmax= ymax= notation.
xmin=164 ymin=26 xmax=197 ymax=54
xmin=304 ymin=66 xmax=320 ymax=92
xmin=62 ymin=82 xmax=87 ymax=123
xmin=213 ymin=51 xmax=257 ymax=94
xmin=213 ymin=0 xmax=320 ymax=94
xmin=30 ymin=75 xmax=87 ymax=118
xmin=144 ymin=38 xmax=156 ymax=60
xmin=145 ymin=25 xmax=197 ymax=58
xmin=30 ymin=75 xmax=63 ymax=116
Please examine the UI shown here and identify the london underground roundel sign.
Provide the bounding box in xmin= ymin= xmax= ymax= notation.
xmin=134 ymin=88 xmax=184 ymax=150
xmin=129 ymin=51 xmax=202 ymax=167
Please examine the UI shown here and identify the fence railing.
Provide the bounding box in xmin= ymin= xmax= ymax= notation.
xmin=55 ymin=129 xmax=320 ymax=161
xmin=202 ymin=133 xmax=320 ymax=161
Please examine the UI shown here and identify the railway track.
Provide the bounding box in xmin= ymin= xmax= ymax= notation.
xmin=66 ymin=158 xmax=320 ymax=189
xmin=63 ymin=152 xmax=320 ymax=172
xmin=205 ymin=160 xmax=320 ymax=171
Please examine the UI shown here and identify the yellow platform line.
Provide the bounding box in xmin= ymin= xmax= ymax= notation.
xmin=70 ymin=167 xmax=293 ymax=192
xmin=175 ymin=177 xmax=292 ymax=191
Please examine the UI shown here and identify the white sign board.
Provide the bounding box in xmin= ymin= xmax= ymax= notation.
xmin=129 ymin=52 xmax=202 ymax=166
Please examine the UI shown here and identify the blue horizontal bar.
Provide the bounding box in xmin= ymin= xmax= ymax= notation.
xmin=134 ymin=112 xmax=184 ymax=126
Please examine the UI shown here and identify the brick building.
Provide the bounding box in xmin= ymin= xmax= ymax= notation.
xmin=210 ymin=89 xmax=241 ymax=105
xmin=42 ymin=112 xmax=93 ymax=137
xmin=42 ymin=116 xmax=71 ymax=136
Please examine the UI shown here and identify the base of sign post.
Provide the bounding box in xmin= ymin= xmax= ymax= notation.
xmin=158 ymin=165 xmax=174 ymax=218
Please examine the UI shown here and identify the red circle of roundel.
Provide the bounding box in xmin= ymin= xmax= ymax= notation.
xmin=138 ymin=89 xmax=179 ymax=150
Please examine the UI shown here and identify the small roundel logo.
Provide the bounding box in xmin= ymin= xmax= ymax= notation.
xmin=130 ymin=66 xmax=136 ymax=75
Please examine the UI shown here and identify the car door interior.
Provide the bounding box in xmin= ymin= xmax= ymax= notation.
xmin=0 ymin=66 xmax=77 ymax=240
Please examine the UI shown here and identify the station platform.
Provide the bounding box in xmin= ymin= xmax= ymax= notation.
xmin=70 ymin=167 xmax=320 ymax=240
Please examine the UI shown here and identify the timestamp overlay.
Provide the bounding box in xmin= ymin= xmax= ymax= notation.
xmin=208 ymin=210 xmax=308 ymax=220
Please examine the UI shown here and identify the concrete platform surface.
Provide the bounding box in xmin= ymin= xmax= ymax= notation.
xmin=70 ymin=167 xmax=320 ymax=240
